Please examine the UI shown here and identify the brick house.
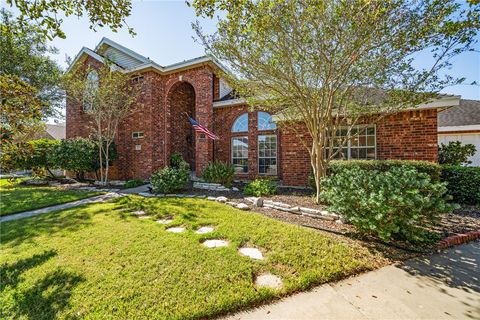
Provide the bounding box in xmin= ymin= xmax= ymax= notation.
xmin=66 ymin=38 xmax=461 ymax=186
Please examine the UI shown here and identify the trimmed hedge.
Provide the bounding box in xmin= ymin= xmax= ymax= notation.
xmin=309 ymin=159 xmax=442 ymax=190
xmin=441 ymin=165 xmax=480 ymax=205
xmin=328 ymin=160 xmax=442 ymax=182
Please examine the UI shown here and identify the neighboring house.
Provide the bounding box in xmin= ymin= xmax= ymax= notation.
xmin=35 ymin=122 xmax=66 ymax=140
xmin=66 ymin=37 xmax=462 ymax=186
xmin=438 ymin=100 xmax=480 ymax=166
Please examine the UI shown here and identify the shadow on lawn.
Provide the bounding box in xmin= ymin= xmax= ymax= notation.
xmin=0 ymin=207 xmax=93 ymax=248
xmin=0 ymin=250 xmax=57 ymax=293
xmin=1 ymin=250 xmax=85 ymax=320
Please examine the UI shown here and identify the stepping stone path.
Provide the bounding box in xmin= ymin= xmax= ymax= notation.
xmin=255 ymin=274 xmax=283 ymax=290
xmin=132 ymin=210 xmax=147 ymax=216
xmin=195 ymin=226 xmax=214 ymax=234
xmin=166 ymin=227 xmax=185 ymax=233
xmin=156 ymin=218 xmax=173 ymax=224
xmin=202 ymin=239 xmax=229 ymax=248
xmin=239 ymin=247 xmax=264 ymax=260
xmin=138 ymin=215 xmax=151 ymax=219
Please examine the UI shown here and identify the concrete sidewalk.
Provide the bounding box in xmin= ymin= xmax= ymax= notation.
xmin=0 ymin=192 xmax=122 ymax=222
xmin=225 ymin=242 xmax=479 ymax=320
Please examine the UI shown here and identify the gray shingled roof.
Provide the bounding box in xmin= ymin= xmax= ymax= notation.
xmin=438 ymin=99 xmax=480 ymax=127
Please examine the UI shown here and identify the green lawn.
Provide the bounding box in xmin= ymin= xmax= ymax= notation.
xmin=0 ymin=196 xmax=378 ymax=319
xmin=0 ymin=179 xmax=101 ymax=216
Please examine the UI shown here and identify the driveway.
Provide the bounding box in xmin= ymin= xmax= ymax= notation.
xmin=225 ymin=241 xmax=479 ymax=320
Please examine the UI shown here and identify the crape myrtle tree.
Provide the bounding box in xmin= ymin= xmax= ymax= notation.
xmin=63 ymin=63 xmax=143 ymax=185
xmin=190 ymin=0 xmax=480 ymax=202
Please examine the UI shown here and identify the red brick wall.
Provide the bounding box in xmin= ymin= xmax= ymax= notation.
xmin=377 ymin=109 xmax=438 ymax=161
xmin=66 ymin=56 xmax=216 ymax=180
xmin=280 ymin=109 xmax=439 ymax=186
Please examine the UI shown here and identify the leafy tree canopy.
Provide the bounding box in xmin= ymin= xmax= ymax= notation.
xmin=0 ymin=9 xmax=63 ymax=118
xmin=2 ymin=0 xmax=134 ymax=40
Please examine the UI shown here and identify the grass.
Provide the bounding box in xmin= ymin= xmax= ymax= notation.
xmin=0 ymin=178 xmax=101 ymax=217
xmin=0 ymin=196 xmax=379 ymax=319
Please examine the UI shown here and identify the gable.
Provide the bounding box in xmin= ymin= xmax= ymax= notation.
xmin=101 ymin=46 xmax=145 ymax=69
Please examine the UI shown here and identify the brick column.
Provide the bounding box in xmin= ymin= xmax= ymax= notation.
xmin=194 ymin=70 xmax=214 ymax=174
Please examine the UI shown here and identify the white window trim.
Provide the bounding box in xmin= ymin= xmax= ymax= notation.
xmin=231 ymin=136 xmax=249 ymax=174
xmin=258 ymin=134 xmax=278 ymax=175
xmin=132 ymin=131 xmax=144 ymax=139
xmin=333 ymin=124 xmax=377 ymax=160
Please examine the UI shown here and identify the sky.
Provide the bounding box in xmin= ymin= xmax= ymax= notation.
xmin=1 ymin=0 xmax=479 ymax=100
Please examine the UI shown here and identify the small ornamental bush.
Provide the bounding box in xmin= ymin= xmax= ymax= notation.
xmin=243 ymin=178 xmax=277 ymax=197
xmin=124 ymin=179 xmax=145 ymax=189
xmin=150 ymin=154 xmax=190 ymax=194
xmin=439 ymin=141 xmax=476 ymax=165
xmin=441 ymin=165 xmax=480 ymax=205
xmin=321 ymin=165 xmax=451 ymax=243
xmin=202 ymin=161 xmax=235 ymax=187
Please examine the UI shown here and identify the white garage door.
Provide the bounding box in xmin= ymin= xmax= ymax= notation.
xmin=438 ymin=133 xmax=480 ymax=166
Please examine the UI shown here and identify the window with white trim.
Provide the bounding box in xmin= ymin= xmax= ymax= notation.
xmin=258 ymin=135 xmax=277 ymax=175
xmin=232 ymin=137 xmax=248 ymax=173
xmin=332 ymin=125 xmax=376 ymax=160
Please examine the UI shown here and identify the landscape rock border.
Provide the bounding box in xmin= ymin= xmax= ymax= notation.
xmin=437 ymin=230 xmax=480 ymax=249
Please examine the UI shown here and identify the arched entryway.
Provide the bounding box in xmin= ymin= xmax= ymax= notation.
xmin=167 ymin=82 xmax=196 ymax=169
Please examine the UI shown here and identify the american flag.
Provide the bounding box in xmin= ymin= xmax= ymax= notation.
xmin=188 ymin=117 xmax=219 ymax=140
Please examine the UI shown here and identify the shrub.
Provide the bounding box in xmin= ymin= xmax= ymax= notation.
xmin=439 ymin=141 xmax=476 ymax=165
xmin=328 ymin=160 xmax=442 ymax=182
xmin=50 ymin=138 xmax=98 ymax=180
xmin=441 ymin=165 xmax=480 ymax=205
xmin=7 ymin=139 xmax=61 ymax=177
xmin=202 ymin=161 xmax=235 ymax=187
xmin=124 ymin=179 xmax=145 ymax=189
xmin=309 ymin=159 xmax=442 ymax=191
xmin=320 ymin=165 xmax=451 ymax=243
xmin=243 ymin=178 xmax=277 ymax=197
xmin=150 ymin=154 xmax=190 ymax=194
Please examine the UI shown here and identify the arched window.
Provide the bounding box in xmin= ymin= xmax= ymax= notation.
xmin=83 ymin=70 xmax=99 ymax=111
xmin=232 ymin=113 xmax=248 ymax=132
xmin=258 ymin=112 xmax=276 ymax=131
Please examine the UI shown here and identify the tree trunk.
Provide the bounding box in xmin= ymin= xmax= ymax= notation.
xmin=311 ymin=137 xmax=328 ymax=204
xmin=104 ymin=141 xmax=110 ymax=185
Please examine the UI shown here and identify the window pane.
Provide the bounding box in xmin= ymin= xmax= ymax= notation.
xmin=359 ymin=136 xmax=367 ymax=146
xmin=367 ymin=127 xmax=375 ymax=135
xmin=258 ymin=135 xmax=277 ymax=175
xmin=359 ymin=148 xmax=367 ymax=159
xmin=366 ymin=148 xmax=376 ymax=159
xmin=232 ymin=137 xmax=248 ymax=173
xmin=232 ymin=113 xmax=248 ymax=132
xmin=350 ymin=148 xmax=358 ymax=159
xmin=367 ymin=136 xmax=375 ymax=146
xmin=258 ymin=112 xmax=277 ymax=131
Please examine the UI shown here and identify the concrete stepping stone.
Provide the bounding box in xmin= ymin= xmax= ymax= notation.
xmin=132 ymin=210 xmax=147 ymax=216
xmin=195 ymin=226 xmax=214 ymax=234
xmin=255 ymin=274 xmax=283 ymax=290
xmin=239 ymin=247 xmax=264 ymax=260
xmin=166 ymin=227 xmax=185 ymax=233
xmin=138 ymin=215 xmax=151 ymax=219
xmin=203 ymin=239 xmax=229 ymax=248
xmin=156 ymin=218 xmax=173 ymax=224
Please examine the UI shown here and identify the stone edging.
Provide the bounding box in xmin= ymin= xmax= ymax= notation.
xmin=437 ymin=230 xmax=480 ymax=249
